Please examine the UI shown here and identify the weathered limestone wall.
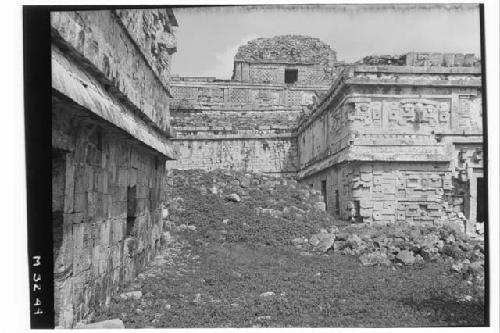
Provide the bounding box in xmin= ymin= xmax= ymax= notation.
xmin=169 ymin=78 xmax=329 ymax=175
xmin=51 ymin=9 xmax=177 ymax=327
xmin=233 ymin=63 xmax=331 ymax=85
xmin=297 ymin=64 xmax=482 ymax=170
xmin=169 ymin=133 xmax=298 ymax=175
xmin=114 ymin=9 xmax=177 ymax=87
xmin=172 ymin=109 xmax=301 ymax=130
xmin=303 ymin=162 xmax=454 ymax=225
xmin=297 ymin=55 xmax=483 ymax=228
xmin=362 ymin=52 xmax=480 ymax=67
xmin=170 ymin=79 xmax=328 ymax=109
xmin=233 ymin=35 xmax=338 ymax=85
xmin=168 ymin=35 xmax=338 ymax=175
xmin=52 ymin=105 xmax=167 ymax=327
xmin=51 ymin=10 xmax=175 ymax=136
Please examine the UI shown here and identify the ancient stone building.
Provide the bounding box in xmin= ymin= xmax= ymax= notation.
xmin=169 ymin=35 xmax=339 ymax=175
xmin=171 ymin=37 xmax=484 ymax=233
xmin=232 ymin=35 xmax=338 ymax=85
xmin=51 ymin=9 xmax=177 ymax=327
xmin=297 ymin=53 xmax=484 ymax=232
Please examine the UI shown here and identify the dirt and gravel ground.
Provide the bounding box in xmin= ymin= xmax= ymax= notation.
xmin=93 ymin=169 xmax=486 ymax=328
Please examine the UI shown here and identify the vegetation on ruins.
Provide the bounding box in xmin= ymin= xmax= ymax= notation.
xmin=93 ymin=170 xmax=484 ymax=328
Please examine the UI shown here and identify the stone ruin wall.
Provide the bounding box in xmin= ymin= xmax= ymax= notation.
xmin=169 ymin=36 xmax=335 ymax=175
xmin=170 ymin=80 xmax=326 ymax=110
xmin=168 ymin=80 xmax=317 ymax=174
xmin=114 ymin=9 xmax=178 ymax=87
xmin=233 ymin=62 xmax=334 ymax=86
xmin=297 ymin=57 xmax=483 ymax=230
xmin=170 ymin=136 xmax=298 ymax=176
xmin=51 ymin=10 xmax=177 ymax=135
xmin=51 ymin=9 xmax=177 ymax=327
xmin=233 ymin=35 xmax=338 ymax=85
xmin=52 ymin=107 xmax=168 ymax=327
xmin=302 ymin=162 xmax=454 ymax=224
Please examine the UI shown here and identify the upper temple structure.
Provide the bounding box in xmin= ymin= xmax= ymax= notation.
xmin=232 ymin=35 xmax=338 ymax=84
xmin=169 ymin=35 xmax=484 ymax=235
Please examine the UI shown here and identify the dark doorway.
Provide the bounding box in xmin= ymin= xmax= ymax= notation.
xmin=354 ymin=200 xmax=362 ymax=223
xmin=284 ymin=69 xmax=298 ymax=84
xmin=321 ymin=180 xmax=327 ymax=210
xmin=335 ymin=190 xmax=340 ymax=215
xmin=476 ymin=177 xmax=486 ymax=223
xmin=126 ymin=185 xmax=137 ymax=236
xmin=451 ymin=178 xmax=469 ymax=218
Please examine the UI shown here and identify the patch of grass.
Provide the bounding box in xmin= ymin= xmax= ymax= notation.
xmin=95 ymin=242 xmax=484 ymax=328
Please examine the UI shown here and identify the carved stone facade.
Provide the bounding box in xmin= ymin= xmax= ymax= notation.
xmin=297 ymin=59 xmax=484 ymax=233
xmin=233 ymin=35 xmax=339 ymax=85
xmin=170 ymin=36 xmax=484 ymax=234
xmin=51 ymin=9 xmax=177 ymax=327
xmin=169 ymin=35 xmax=336 ymax=174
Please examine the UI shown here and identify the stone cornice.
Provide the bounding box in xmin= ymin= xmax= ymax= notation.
xmin=296 ymin=66 xmax=482 ymax=134
xmin=297 ymin=144 xmax=452 ymax=179
xmin=52 ymin=48 xmax=176 ymax=159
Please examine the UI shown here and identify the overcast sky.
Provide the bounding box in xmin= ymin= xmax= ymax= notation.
xmin=171 ymin=4 xmax=481 ymax=79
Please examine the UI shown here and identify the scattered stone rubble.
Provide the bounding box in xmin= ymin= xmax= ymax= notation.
xmin=88 ymin=168 xmax=484 ymax=327
xmin=165 ymin=169 xmax=484 ymax=287
xmin=164 ymin=169 xmax=335 ymax=247
xmin=299 ymin=220 xmax=485 ymax=286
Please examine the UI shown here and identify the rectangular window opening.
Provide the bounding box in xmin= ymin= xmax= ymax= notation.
xmin=284 ymin=69 xmax=298 ymax=84
xmin=321 ymin=180 xmax=327 ymax=211
xmin=154 ymin=156 xmax=160 ymax=170
xmin=97 ymin=129 xmax=103 ymax=151
xmin=335 ymin=190 xmax=340 ymax=215
xmin=354 ymin=200 xmax=363 ymax=223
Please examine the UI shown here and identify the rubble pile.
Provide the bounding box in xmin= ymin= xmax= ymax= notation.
xmin=297 ymin=221 xmax=485 ymax=285
xmin=164 ymin=169 xmax=335 ymax=247
xmin=362 ymin=55 xmax=406 ymax=66
xmin=164 ymin=169 xmax=484 ymax=284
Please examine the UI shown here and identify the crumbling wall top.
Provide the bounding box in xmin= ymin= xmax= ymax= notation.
xmin=115 ymin=9 xmax=178 ymax=87
xmin=234 ymin=35 xmax=337 ymax=65
xmin=361 ymin=52 xmax=480 ymax=67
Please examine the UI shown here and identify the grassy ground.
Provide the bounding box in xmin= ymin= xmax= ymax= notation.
xmin=93 ymin=170 xmax=485 ymax=328
xmin=95 ymin=240 xmax=484 ymax=328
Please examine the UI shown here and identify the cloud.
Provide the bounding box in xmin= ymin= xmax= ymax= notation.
xmin=199 ymin=34 xmax=259 ymax=79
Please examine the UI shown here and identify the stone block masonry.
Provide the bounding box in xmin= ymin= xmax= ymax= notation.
xmin=297 ymin=56 xmax=483 ymax=231
xmin=51 ymin=10 xmax=176 ymax=137
xmin=169 ymin=35 xmax=336 ymax=175
xmin=171 ymin=36 xmax=485 ymax=234
xmin=52 ymin=105 xmax=167 ymax=327
xmin=302 ymin=162 xmax=455 ymax=225
xmin=233 ymin=35 xmax=339 ymax=85
xmin=170 ymin=134 xmax=298 ymax=175
xmin=51 ymin=9 xmax=177 ymax=327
